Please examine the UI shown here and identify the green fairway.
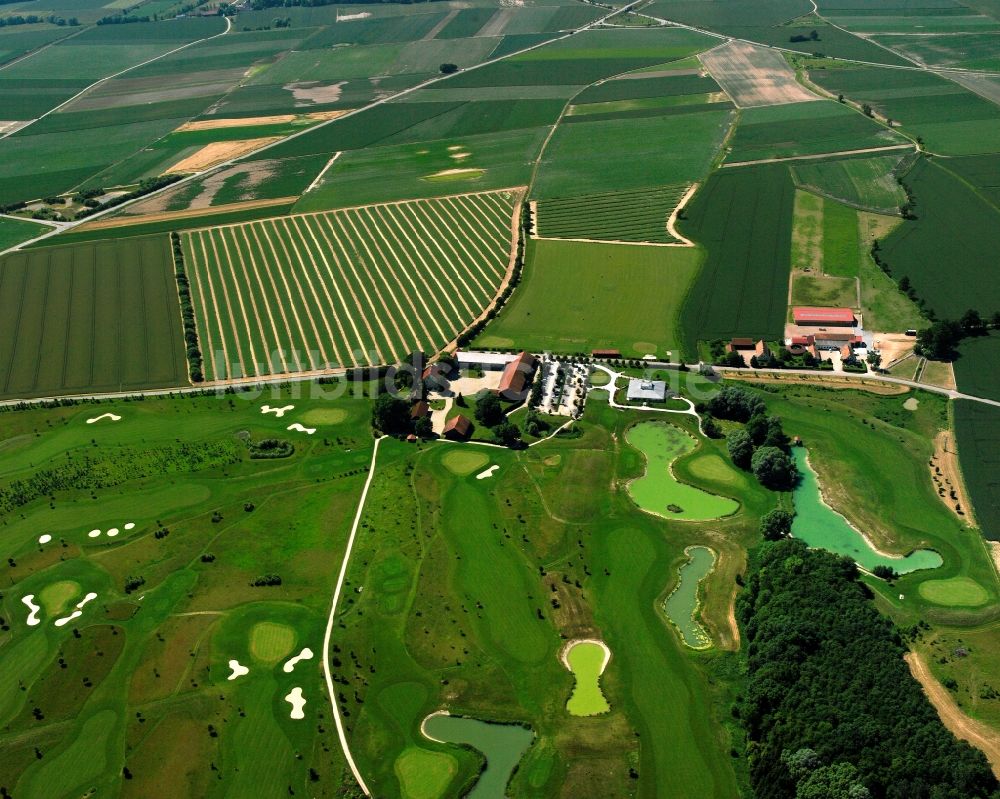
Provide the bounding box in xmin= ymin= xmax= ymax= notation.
xmin=478 ymin=239 xmax=701 ymax=357
xmin=791 ymin=446 xmax=943 ymax=574
xmin=564 ymin=641 xmax=611 ymax=716
xmin=625 ymin=421 xmax=739 ymax=520
xmin=664 ymin=546 xmax=716 ymax=649
xmin=394 ymin=747 xmax=458 ymax=799
xmin=919 ymin=577 xmax=991 ymax=607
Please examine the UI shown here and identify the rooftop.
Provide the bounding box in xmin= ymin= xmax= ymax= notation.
xmin=626 ymin=378 xmax=668 ymax=402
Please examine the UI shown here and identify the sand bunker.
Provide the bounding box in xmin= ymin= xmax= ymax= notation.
xmin=904 ymin=397 xmax=919 ymax=410
xmin=337 ymin=11 xmax=370 ymax=20
xmin=21 ymin=595 xmax=41 ymax=626
xmin=424 ymin=168 xmax=485 ymax=182
xmin=86 ymin=413 xmax=121 ymax=424
xmin=88 ymin=529 xmax=101 ymax=538
xmin=282 ymin=647 xmax=314 ymax=673
xmin=227 ymin=659 xmax=250 ymax=680
xmin=476 ymin=465 xmax=499 ymax=480
xmin=287 ymin=423 xmax=316 ymax=435
xmin=169 ymin=138 xmax=282 ymax=173
xmin=38 ymin=534 xmax=51 ymax=545
xmin=54 ymin=592 xmax=96 ymax=627
xmin=107 ymin=527 xmax=119 ymax=538
xmin=124 ymin=522 xmax=135 ymax=531
xmin=262 ymin=404 xmax=294 ymax=418
xmin=285 ymin=686 xmax=306 ymax=719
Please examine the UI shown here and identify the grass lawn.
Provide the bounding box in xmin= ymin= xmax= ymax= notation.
xmin=0 ymin=216 xmax=48 ymax=252
xmin=477 ymin=238 xmax=702 ymax=358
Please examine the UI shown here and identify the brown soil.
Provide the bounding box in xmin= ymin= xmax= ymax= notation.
xmin=906 ymin=652 xmax=1000 ymax=779
xmin=725 ymin=371 xmax=909 ymax=395
xmin=74 ymin=196 xmax=296 ymax=231
xmin=872 ymin=332 xmax=915 ymax=369
xmin=176 ymin=109 xmax=348 ymax=132
xmin=168 ymin=137 xmax=283 ymax=172
xmin=284 ymin=80 xmax=346 ymax=105
xmin=931 ymin=430 xmax=977 ymax=526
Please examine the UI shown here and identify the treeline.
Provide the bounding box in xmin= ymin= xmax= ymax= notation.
xmin=249 ymin=0 xmax=444 ymax=9
xmin=0 ymin=13 xmax=78 ymax=26
xmin=170 ymin=232 xmax=205 ymax=383
xmin=738 ymin=539 xmax=999 ymax=799
xmin=0 ymin=441 xmax=241 ymax=517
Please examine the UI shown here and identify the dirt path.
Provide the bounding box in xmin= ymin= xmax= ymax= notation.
xmin=906 ymin=652 xmax=1000 ymax=778
xmin=932 ymin=430 xmax=977 ymax=527
xmin=724 ymin=143 xmax=914 ymax=168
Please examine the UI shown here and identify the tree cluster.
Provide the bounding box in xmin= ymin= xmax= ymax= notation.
xmin=0 ymin=13 xmax=78 ymax=25
xmin=247 ymin=438 xmax=294 ymax=459
xmin=170 ymin=232 xmax=205 ymax=382
xmin=915 ymin=310 xmax=997 ymax=361
xmin=738 ymin=539 xmax=999 ymax=799
xmin=475 ymin=392 xmax=523 ymax=448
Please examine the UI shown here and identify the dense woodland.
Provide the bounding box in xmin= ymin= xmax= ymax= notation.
xmin=737 ymin=539 xmax=999 ymax=799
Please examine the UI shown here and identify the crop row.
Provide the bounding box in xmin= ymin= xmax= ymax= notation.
xmin=537 ymin=184 xmax=689 ymax=243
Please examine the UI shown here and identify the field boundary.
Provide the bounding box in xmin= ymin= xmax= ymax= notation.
xmin=724 ymin=143 xmax=914 ymax=168
xmin=73 ymin=197 xmax=299 ymax=231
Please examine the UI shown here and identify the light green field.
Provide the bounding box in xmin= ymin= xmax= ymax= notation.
xmin=918 ymin=577 xmax=991 ymax=607
xmin=0 ymin=216 xmax=48 ymax=252
xmin=625 ymin=421 xmax=739 ymax=520
xmin=564 ymin=641 xmax=611 ymax=716
xmin=38 ymin=581 xmax=81 ymax=616
xmin=394 ymin=746 xmax=458 ymax=799
xmin=478 ymin=239 xmax=702 ymax=357
xmin=441 ymin=448 xmax=490 ymax=476
xmin=250 ymin=621 xmax=297 ymax=663
xmin=791 ymin=154 xmax=908 ymax=213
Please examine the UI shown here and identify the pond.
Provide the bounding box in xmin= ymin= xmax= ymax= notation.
xmin=626 ymin=422 xmax=739 ymax=520
xmin=791 ymin=447 xmax=942 ymax=574
xmin=563 ymin=640 xmax=611 ymax=716
xmin=663 ymin=546 xmax=716 ymax=649
xmin=422 ymin=714 xmax=534 ymax=799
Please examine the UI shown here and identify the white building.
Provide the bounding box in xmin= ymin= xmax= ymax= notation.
xmin=626 ymin=379 xmax=667 ymax=402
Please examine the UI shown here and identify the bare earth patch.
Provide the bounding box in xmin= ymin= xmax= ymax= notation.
xmin=0 ymin=120 xmax=32 ymax=136
xmin=700 ymin=40 xmax=820 ymax=108
xmin=906 ymin=652 xmax=1000 ymax=779
xmin=168 ymin=138 xmax=283 ymax=172
xmin=74 ymin=197 xmax=296 ymax=231
xmin=285 ymin=80 xmax=346 ymax=105
xmin=931 ymin=430 xmax=977 ymax=526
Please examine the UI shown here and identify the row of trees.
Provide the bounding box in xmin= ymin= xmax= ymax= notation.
xmin=0 ymin=13 xmax=78 ymax=26
xmin=914 ymin=309 xmax=1000 ymax=361
xmin=738 ymin=539 xmax=999 ymax=799
xmin=170 ymin=232 xmax=205 ymax=383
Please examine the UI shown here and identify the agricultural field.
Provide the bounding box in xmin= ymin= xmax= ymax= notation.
xmin=955 ymin=334 xmax=1000 ymax=404
xmin=0 ymin=236 xmax=187 ymax=400
xmin=790 ymin=152 xmax=911 ymax=213
xmin=955 ymin=401 xmax=1000 ymax=542
xmin=0 ymin=216 xmax=48 ymax=252
xmin=699 ymin=40 xmax=819 ymax=107
xmin=871 ymin=32 xmax=1000 ymax=69
xmin=182 ymin=189 xmax=519 ymax=379
xmin=809 ymin=65 xmax=1000 ymax=156
xmin=535 ymin=183 xmax=691 ymax=244
xmin=725 ymin=100 xmax=907 ymax=164
xmin=477 ymin=238 xmax=702 ymax=358
xmin=678 ymin=163 xmax=795 ymax=354
xmin=880 ymin=157 xmax=1000 ymax=320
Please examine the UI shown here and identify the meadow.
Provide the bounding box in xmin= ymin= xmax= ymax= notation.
xmin=183 ymin=189 xmax=519 ymax=379
xmin=0 ymin=236 xmax=187 ymax=400
xmin=790 ymin=152 xmax=909 ymax=213
xmin=0 ymin=387 xmax=377 ymax=796
xmin=678 ymin=164 xmax=795 ymax=355
xmin=476 ymin=238 xmax=702 ymax=359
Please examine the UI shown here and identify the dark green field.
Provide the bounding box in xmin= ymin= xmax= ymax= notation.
xmin=955 ymin=401 xmax=1000 ymax=541
xmin=678 ymin=164 xmax=795 ymax=354
xmin=0 ymin=237 xmax=186 ymax=399
xmin=536 ymin=184 xmax=689 ymax=243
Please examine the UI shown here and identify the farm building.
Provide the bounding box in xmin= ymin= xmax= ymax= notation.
xmin=457 ymin=351 xmax=519 ymax=370
xmin=410 ymin=401 xmax=429 ymax=420
xmin=793 ymin=307 xmax=856 ymax=326
xmin=592 ymin=349 xmax=622 ymax=359
xmin=786 ymin=335 xmax=820 ymax=358
xmin=495 ymin=351 xmax=538 ymax=401
xmin=626 ymin=379 xmax=668 ymax=402
xmin=815 ymin=332 xmax=864 ymax=350
xmin=728 ymin=339 xmax=771 ymax=358
xmin=443 ymin=416 xmax=472 ymax=441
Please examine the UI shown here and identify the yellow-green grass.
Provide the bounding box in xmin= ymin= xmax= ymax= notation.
xmin=589 ymin=369 xmax=612 ymax=387
xmin=38 ymin=581 xmax=81 ymax=616
xmin=685 ymin=451 xmax=742 ymax=489
xmin=919 ymin=577 xmax=991 ymax=607
xmin=791 ymin=274 xmax=858 ymax=308
xmin=394 ymin=747 xmax=458 ymax=799
xmin=564 ymin=641 xmax=611 ymax=716
xmin=478 ymin=239 xmax=701 ymax=357
xmin=249 ymin=621 xmax=297 ymax=664
xmin=440 ymin=449 xmax=490 ymax=476
xmin=299 ymin=407 xmax=348 ymax=425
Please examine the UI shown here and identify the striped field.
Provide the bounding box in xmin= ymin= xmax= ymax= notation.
xmin=182 ymin=189 xmax=520 ymax=380
xmin=536 ymin=184 xmax=690 ymax=244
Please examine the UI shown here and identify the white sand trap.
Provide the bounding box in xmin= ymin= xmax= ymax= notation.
xmin=86 ymin=413 xmax=121 ymax=424
xmin=107 ymin=527 xmax=120 ymax=537
xmin=262 ymin=404 xmax=295 ymax=418
xmin=227 ymin=659 xmax=250 ymax=680
xmin=124 ymin=522 xmax=135 ymax=531
xmin=476 ymin=465 xmax=500 ymax=480
xmin=88 ymin=529 xmax=101 ymax=538
xmin=285 ymin=687 xmax=306 ymax=719
xmin=282 ymin=647 xmax=314 ymax=673
xmin=337 ymin=10 xmax=370 ymax=19
xmin=287 ymin=423 xmax=316 ymax=435
xmin=38 ymin=534 xmax=52 ymax=545
xmin=53 ymin=592 xmax=97 ymax=627
xmin=21 ymin=595 xmax=41 ymax=626
xmin=904 ymin=397 xmax=919 ymax=411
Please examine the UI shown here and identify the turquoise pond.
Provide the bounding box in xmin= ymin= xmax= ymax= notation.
xmin=663 ymin=546 xmax=716 ymax=649
xmin=422 ymin=714 xmax=533 ymax=799
xmin=791 ymin=447 xmax=942 ymax=574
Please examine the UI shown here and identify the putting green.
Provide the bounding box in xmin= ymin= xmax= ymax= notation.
xmin=918 ymin=576 xmax=990 ymax=607
xmin=685 ymin=451 xmax=742 ymax=489
xmin=664 ymin=546 xmax=715 ymax=649
xmin=39 ymin=581 xmax=80 ymax=615
xmin=625 ymin=422 xmax=739 ymax=520
xmin=249 ymin=622 xmax=297 ymax=664
xmin=441 ymin=448 xmax=489 ymax=476
xmin=564 ymin=641 xmax=611 ymax=716
xmin=300 ymin=408 xmax=348 ymax=425
xmin=394 ymin=747 xmax=457 ymax=799
xmin=589 ymin=370 xmax=612 ymax=387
